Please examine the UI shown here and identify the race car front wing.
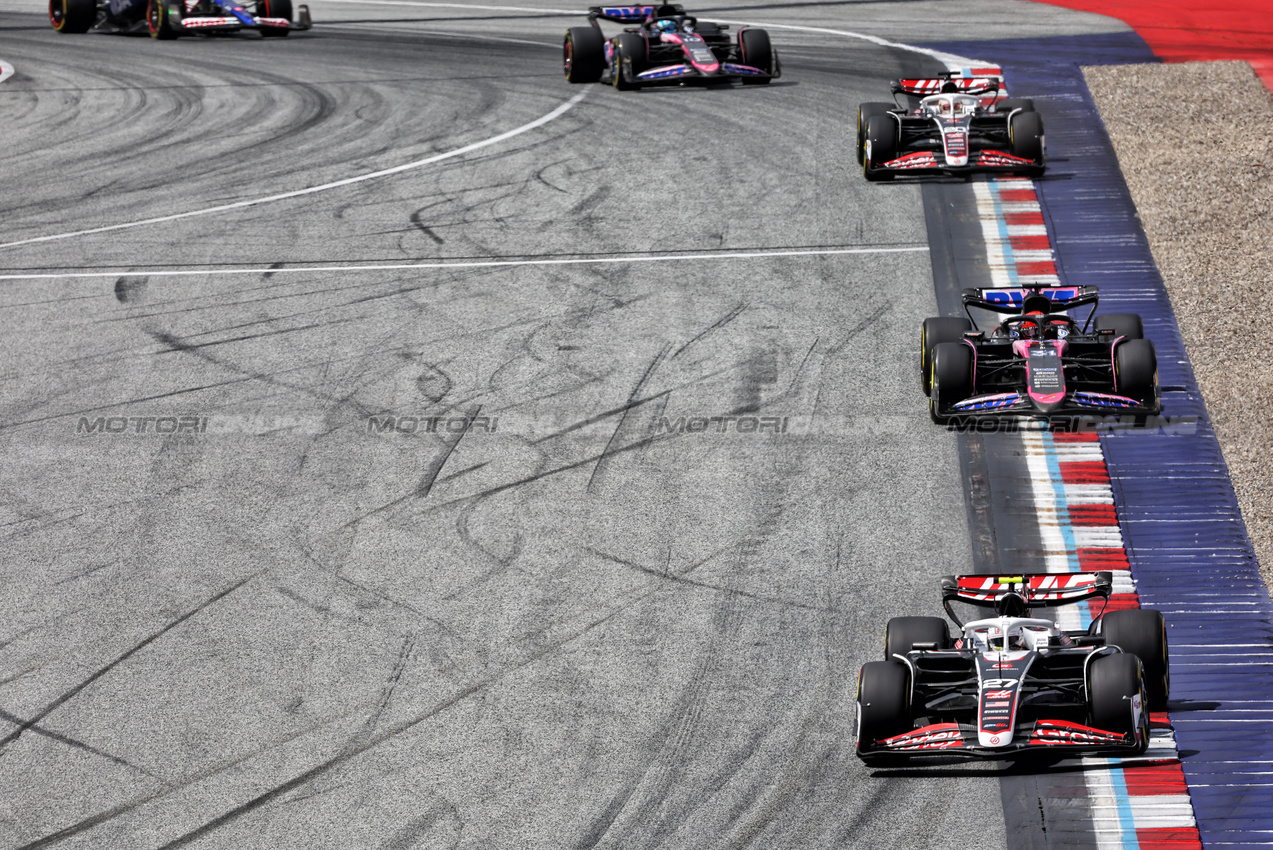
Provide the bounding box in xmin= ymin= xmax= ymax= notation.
xmin=859 ymin=718 xmax=1143 ymax=760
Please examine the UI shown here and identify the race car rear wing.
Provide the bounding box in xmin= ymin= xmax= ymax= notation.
xmin=941 ymin=572 xmax=1113 ymax=625
xmin=892 ymin=75 xmax=1001 ymax=97
xmin=588 ymin=3 xmax=681 ymax=23
xmin=961 ymin=285 xmax=1100 ymax=328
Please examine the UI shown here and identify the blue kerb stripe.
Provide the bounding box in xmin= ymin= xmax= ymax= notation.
xmin=1109 ymin=768 xmax=1140 ymax=850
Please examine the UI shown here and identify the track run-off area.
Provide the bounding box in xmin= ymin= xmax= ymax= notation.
xmin=0 ymin=0 xmax=1266 ymax=848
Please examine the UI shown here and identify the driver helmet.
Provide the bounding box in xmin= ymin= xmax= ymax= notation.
xmin=1012 ymin=311 xmax=1045 ymax=340
xmin=653 ymin=19 xmax=677 ymax=33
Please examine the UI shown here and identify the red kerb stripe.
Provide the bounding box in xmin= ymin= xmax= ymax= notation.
xmin=1069 ymin=504 xmax=1118 ymax=526
xmin=1009 ymin=234 xmax=1052 ymax=251
xmin=1134 ymin=827 xmax=1203 ymax=850
xmin=1015 ymin=261 xmax=1058 ymax=276
xmin=1052 ymin=431 xmax=1100 ymax=442
xmin=999 ymin=189 xmax=1038 ymax=203
xmin=1123 ymin=763 xmax=1190 ymax=796
xmin=1004 ymin=211 xmax=1044 ymax=226
xmin=1059 ymin=461 xmax=1110 ymax=484
xmin=1104 ymin=592 xmax=1141 ymax=612
xmin=1077 ymin=548 xmax=1130 ymax=570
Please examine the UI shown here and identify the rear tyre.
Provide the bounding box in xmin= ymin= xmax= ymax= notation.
xmin=738 ymin=28 xmax=772 ymax=85
xmin=863 ymin=113 xmax=897 ymax=182
xmin=1115 ymin=339 xmax=1157 ymax=398
xmin=564 ymin=26 xmax=604 ymax=83
xmin=50 ymin=0 xmax=95 ymax=32
xmin=1102 ymin=609 xmax=1170 ymax=711
xmin=1009 ymin=110 xmax=1045 ymax=173
xmin=857 ymin=102 xmax=894 ymax=164
xmin=1095 ymin=313 xmax=1144 ymax=340
xmin=256 ymin=0 xmax=291 ymax=36
xmin=930 ymin=342 xmax=973 ymax=423
xmin=611 ymin=32 xmax=646 ymax=90
xmin=856 ymin=660 xmax=912 ymax=747
xmin=997 ymin=97 xmax=1035 ymax=113
xmin=885 ymin=616 xmax=950 ymax=659
xmin=147 ymin=0 xmax=179 ymax=39
xmin=1089 ymin=652 xmax=1149 ymax=752
xmin=921 ymin=317 xmax=974 ymax=396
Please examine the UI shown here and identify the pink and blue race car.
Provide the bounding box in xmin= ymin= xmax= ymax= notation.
xmin=922 ymin=284 xmax=1161 ymax=424
xmin=564 ymin=4 xmax=780 ymax=89
xmin=50 ymin=0 xmax=310 ymax=37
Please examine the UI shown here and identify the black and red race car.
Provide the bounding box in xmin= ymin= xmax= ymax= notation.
xmin=857 ymin=72 xmax=1044 ymax=180
xmin=856 ymin=572 xmax=1170 ymax=764
xmin=921 ymin=284 xmax=1161 ymax=423
xmin=50 ymin=0 xmax=309 ymax=37
xmin=563 ymin=4 xmax=779 ymax=89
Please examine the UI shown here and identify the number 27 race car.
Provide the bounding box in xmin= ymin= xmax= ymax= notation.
xmin=856 ymin=572 xmax=1170 ymax=764
xmin=564 ymin=4 xmax=779 ymax=89
xmin=50 ymin=0 xmax=310 ymax=37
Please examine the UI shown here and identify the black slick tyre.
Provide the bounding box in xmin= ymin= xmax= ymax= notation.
xmin=611 ymin=32 xmax=645 ymax=90
xmin=1095 ymin=313 xmax=1144 ymax=340
xmin=1088 ymin=653 xmax=1149 ymax=752
xmin=921 ymin=317 xmax=973 ymax=396
xmin=1115 ymin=339 xmax=1157 ymax=398
xmin=930 ymin=341 xmax=973 ymax=423
xmin=857 ymin=102 xmax=894 ymax=164
xmin=256 ymin=0 xmax=291 ymax=35
xmin=147 ymin=0 xmax=179 ymax=38
xmin=862 ymin=113 xmax=897 ymax=182
xmin=1102 ymin=609 xmax=1170 ymax=711
xmin=856 ymin=660 xmax=911 ymax=747
xmin=885 ymin=616 xmax=950 ymax=659
xmin=1009 ymin=110 xmax=1045 ymax=173
xmin=50 ymin=0 xmax=95 ymax=32
xmin=564 ymin=26 xmax=604 ymax=83
xmin=738 ymin=28 xmax=772 ymax=85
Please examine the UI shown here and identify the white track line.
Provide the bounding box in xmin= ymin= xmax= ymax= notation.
xmin=0 ymin=245 xmax=928 ymax=281
xmin=0 ymin=89 xmax=591 ymax=252
xmin=0 ymin=60 xmax=14 ymax=85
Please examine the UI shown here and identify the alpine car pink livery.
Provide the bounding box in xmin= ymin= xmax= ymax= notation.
xmin=856 ymin=573 xmax=1170 ymax=765
xmin=563 ymin=3 xmax=780 ymax=89
xmin=921 ymin=284 xmax=1161 ymax=424
xmin=857 ymin=72 xmax=1044 ymax=180
xmin=51 ymin=0 xmax=310 ymax=37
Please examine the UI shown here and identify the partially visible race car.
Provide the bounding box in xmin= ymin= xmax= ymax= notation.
xmin=857 ymin=72 xmax=1044 ymax=180
xmin=563 ymin=4 xmax=779 ymax=89
xmin=855 ymin=572 xmax=1170 ymax=764
xmin=50 ymin=0 xmax=310 ymax=37
xmin=921 ymin=284 xmax=1161 ymax=423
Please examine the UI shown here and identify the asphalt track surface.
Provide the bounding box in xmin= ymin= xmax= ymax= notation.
xmin=0 ymin=1 xmax=1128 ymax=846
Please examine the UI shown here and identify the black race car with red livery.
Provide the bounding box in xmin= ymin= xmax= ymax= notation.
xmin=856 ymin=572 xmax=1170 ymax=764
xmin=857 ymin=71 xmax=1045 ymax=180
xmin=564 ymin=4 xmax=779 ymax=89
xmin=50 ymin=0 xmax=309 ymax=37
xmin=921 ymin=284 xmax=1161 ymax=424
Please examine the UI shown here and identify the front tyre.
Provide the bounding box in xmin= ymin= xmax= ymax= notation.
xmin=564 ymin=26 xmax=604 ymax=83
xmin=862 ymin=113 xmax=897 ymax=182
xmin=738 ymin=27 xmax=772 ymax=85
xmin=1009 ymin=110 xmax=1045 ymax=174
xmin=857 ymin=102 xmax=894 ymax=164
xmin=50 ymin=0 xmax=95 ymax=32
xmin=856 ymin=660 xmax=911 ymax=751
xmin=930 ymin=341 xmax=973 ymax=423
xmin=921 ymin=317 xmax=973 ymax=396
xmin=1115 ymin=339 xmax=1158 ymax=399
xmin=1102 ymin=608 xmax=1170 ymax=710
xmin=1089 ymin=653 xmax=1150 ymax=753
xmin=147 ymin=0 xmax=179 ymax=38
xmin=611 ymin=32 xmax=646 ymax=90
